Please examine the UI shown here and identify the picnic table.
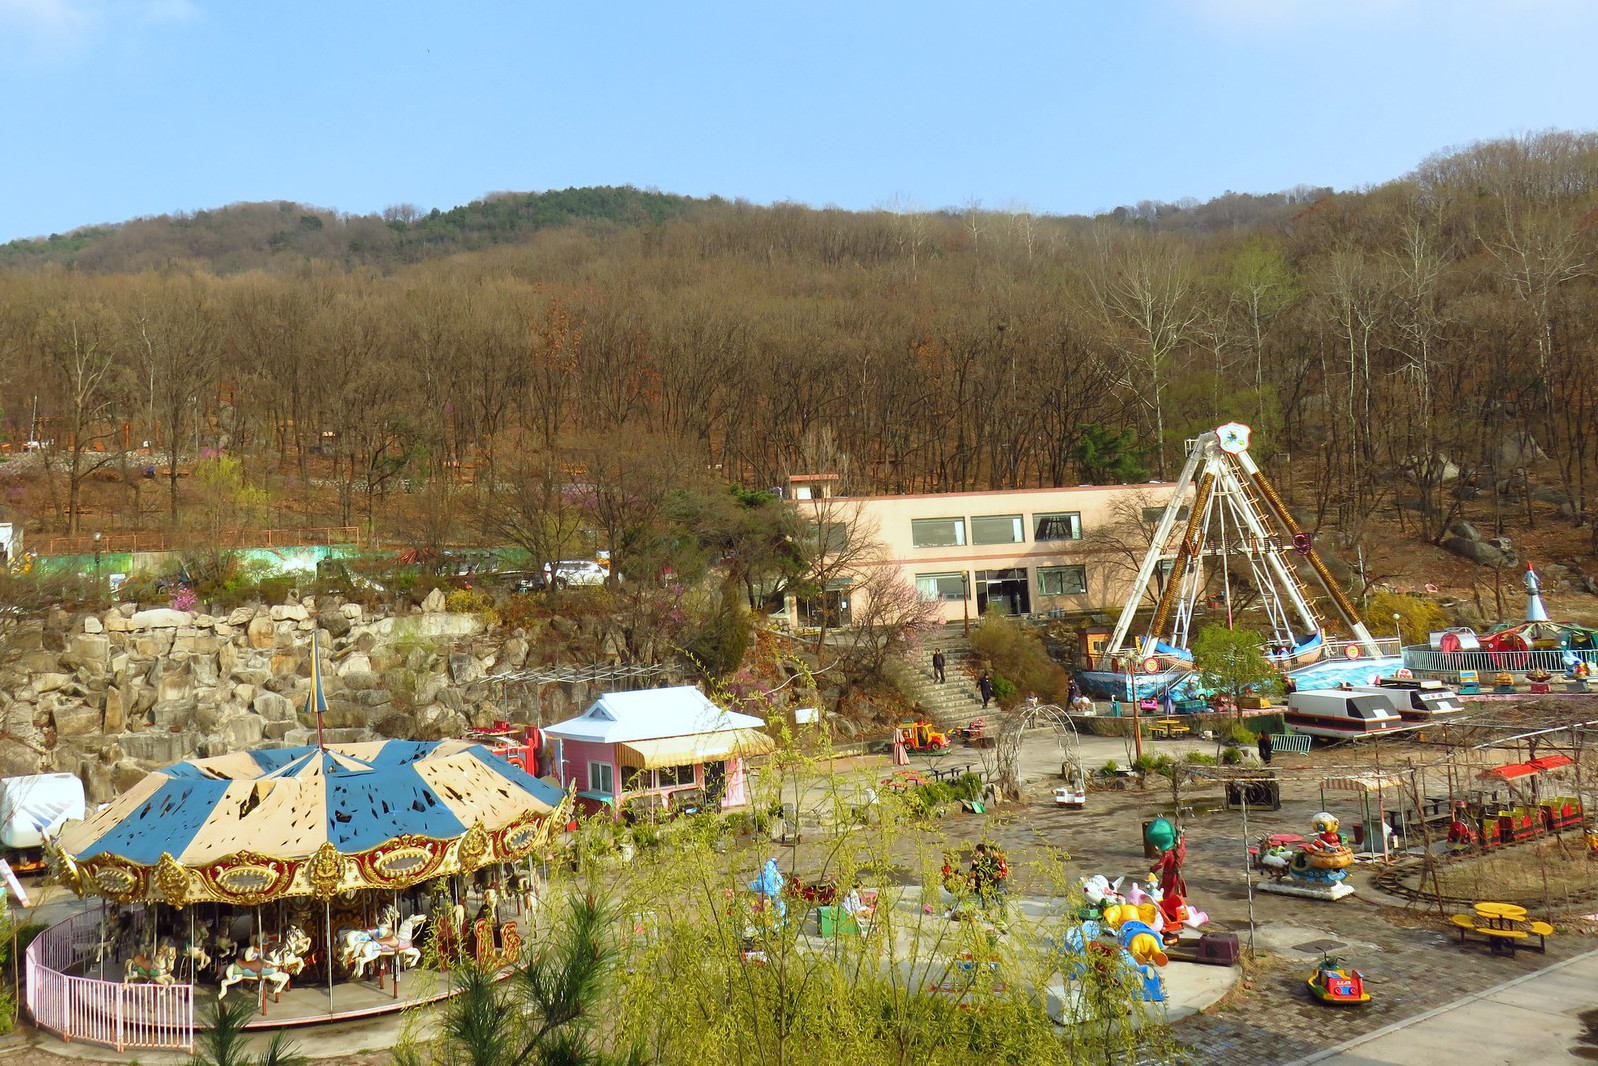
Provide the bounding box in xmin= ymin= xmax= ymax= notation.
xmin=1149 ymin=717 xmax=1191 ymax=739
xmin=1449 ymin=901 xmax=1554 ymax=956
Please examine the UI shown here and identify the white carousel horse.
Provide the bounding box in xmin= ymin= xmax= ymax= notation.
xmin=123 ymin=942 xmax=178 ymax=985
xmin=339 ymin=909 xmax=427 ymax=980
xmin=212 ymin=928 xmax=239 ymax=980
xmin=272 ymin=925 xmax=312 ymax=977
xmin=178 ymin=922 xmax=212 ymax=979
xmin=218 ymin=940 xmax=293 ymax=1000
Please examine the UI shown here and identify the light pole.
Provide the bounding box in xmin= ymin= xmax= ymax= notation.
xmin=961 ymin=571 xmax=971 ymax=636
xmin=92 ymin=531 xmax=102 ymax=597
xmin=1392 ymin=612 xmax=1403 ymax=654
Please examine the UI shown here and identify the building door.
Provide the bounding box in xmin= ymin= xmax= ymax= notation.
xmin=703 ymin=761 xmax=726 ymax=803
xmin=975 ymin=569 xmax=1031 ymax=616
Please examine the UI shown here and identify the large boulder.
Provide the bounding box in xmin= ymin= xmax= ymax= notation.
xmin=421 ymin=588 xmax=447 ymax=613
xmin=103 ymin=685 xmax=127 ymax=733
xmin=253 ymin=691 xmax=297 ymax=722
xmin=218 ymin=716 xmax=265 ymax=750
xmin=318 ymin=612 xmax=352 ymax=639
xmin=1442 ymin=536 xmax=1510 ymax=568
xmin=247 ymin=617 xmax=276 ymax=650
xmin=65 ymin=633 xmax=110 ymax=666
xmin=448 ymin=652 xmax=481 ymax=684
xmin=130 ymin=608 xmax=191 ymax=629
xmin=53 ymin=704 xmax=101 ymax=737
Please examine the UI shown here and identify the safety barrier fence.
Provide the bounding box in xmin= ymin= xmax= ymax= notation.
xmin=1403 ymin=647 xmax=1598 ymax=677
xmin=25 ymin=908 xmax=194 ymax=1052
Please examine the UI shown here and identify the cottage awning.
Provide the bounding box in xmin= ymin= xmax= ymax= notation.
xmin=615 ymin=728 xmax=775 ymax=769
xmin=1322 ymin=773 xmax=1405 ymax=793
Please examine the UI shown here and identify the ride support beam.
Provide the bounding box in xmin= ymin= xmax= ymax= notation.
xmin=1146 ymin=472 xmax=1216 ymax=651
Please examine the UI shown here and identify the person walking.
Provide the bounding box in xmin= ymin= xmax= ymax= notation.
xmin=977 ymin=672 xmax=994 ymax=709
xmin=932 ymin=649 xmax=946 ymax=684
xmin=1257 ymin=730 xmax=1274 ymax=766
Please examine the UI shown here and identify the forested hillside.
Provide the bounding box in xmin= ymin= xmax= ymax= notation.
xmin=2 ymin=132 xmax=1597 ymax=567
xmin=0 ymin=186 xmax=707 ymax=274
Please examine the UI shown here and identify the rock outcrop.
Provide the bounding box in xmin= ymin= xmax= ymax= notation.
xmin=0 ymin=594 xmax=650 ymax=804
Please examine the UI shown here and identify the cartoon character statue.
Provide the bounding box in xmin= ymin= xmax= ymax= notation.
xmin=749 ymin=858 xmax=787 ymax=922
xmin=1077 ymin=874 xmax=1125 ymax=920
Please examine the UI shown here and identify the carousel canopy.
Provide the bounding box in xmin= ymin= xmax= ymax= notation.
xmin=52 ymin=740 xmax=569 ymax=907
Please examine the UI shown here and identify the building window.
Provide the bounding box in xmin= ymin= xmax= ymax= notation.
xmin=656 ymin=764 xmax=696 ymax=788
xmin=911 ymin=517 xmax=966 ymax=548
xmin=915 ymin=572 xmax=967 ymax=602
xmin=970 ymin=514 xmax=1024 ymax=545
xmin=1143 ymin=505 xmax=1189 ymax=524
xmin=588 ymin=761 xmax=614 ymax=795
xmin=1034 ymin=512 xmax=1082 ymax=541
xmin=1037 ymin=565 xmax=1088 ymax=596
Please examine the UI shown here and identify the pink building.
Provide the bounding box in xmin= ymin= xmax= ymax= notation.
xmin=544 ymin=686 xmax=774 ymax=821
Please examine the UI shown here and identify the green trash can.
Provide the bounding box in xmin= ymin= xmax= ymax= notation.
xmin=818 ymin=905 xmax=859 ymax=938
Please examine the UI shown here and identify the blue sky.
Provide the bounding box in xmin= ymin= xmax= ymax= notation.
xmin=1 ymin=0 xmax=1595 ymax=243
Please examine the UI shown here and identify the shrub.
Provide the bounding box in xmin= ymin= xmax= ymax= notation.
xmin=1221 ymin=746 xmax=1244 ymax=765
xmin=444 ymin=587 xmax=497 ymax=621
xmin=1185 ymin=751 xmax=1217 ymax=765
xmin=1098 ymin=759 xmax=1123 ymax=778
xmin=951 ymin=772 xmax=984 ymax=802
xmin=968 ymin=610 xmax=1070 ymax=706
xmin=1226 ymin=721 xmax=1257 ymax=746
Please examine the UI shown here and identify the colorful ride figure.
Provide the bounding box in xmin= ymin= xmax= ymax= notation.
xmin=1288 ymin=813 xmax=1355 ymax=884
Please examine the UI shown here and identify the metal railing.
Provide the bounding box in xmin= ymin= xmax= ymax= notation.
xmin=1403 ymin=646 xmax=1598 ymax=677
xmin=25 ymin=909 xmax=194 ymax=1052
xmin=38 ymin=526 xmax=360 ymax=557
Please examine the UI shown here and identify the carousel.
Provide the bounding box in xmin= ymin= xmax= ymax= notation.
xmin=34 ymin=732 xmax=569 ymax=1050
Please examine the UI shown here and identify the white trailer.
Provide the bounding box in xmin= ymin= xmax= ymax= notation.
xmin=0 ymin=773 xmax=86 ymax=869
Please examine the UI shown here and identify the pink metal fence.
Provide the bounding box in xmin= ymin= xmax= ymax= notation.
xmin=25 ymin=909 xmax=194 ymax=1052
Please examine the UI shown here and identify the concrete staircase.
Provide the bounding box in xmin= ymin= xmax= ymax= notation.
xmin=896 ymin=627 xmax=989 ymax=729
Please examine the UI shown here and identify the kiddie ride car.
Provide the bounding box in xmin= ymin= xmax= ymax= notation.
xmin=1306 ymin=955 xmax=1370 ymax=1005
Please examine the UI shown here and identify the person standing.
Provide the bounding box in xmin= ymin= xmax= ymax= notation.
xmin=1257 ymin=730 xmax=1274 ymax=766
xmin=977 ymin=672 xmax=994 ymax=709
xmin=932 ymin=649 xmax=946 ymax=684
xmin=1067 ymin=676 xmax=1082 ymax=705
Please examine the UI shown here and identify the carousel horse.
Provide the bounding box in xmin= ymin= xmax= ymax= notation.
xmin=179 ymin=922 xmax=212 ymax=980
xmin=96 ymin=909 xmax=135 ymax=964
xmin=339 ymin=908 xmax=428 ymax=980
xmin=219 ymin=939 xmax=293 ymax=1001
xmin=124 ymin=942 xmax=178 ymax=985
xmin=264 ymin=925 xmax=311 ymax=978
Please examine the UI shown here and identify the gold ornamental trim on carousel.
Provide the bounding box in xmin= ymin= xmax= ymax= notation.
xmin=352 ymin=833 xmax=449 ymax=887
xmin=195 ymin=850 xmax=301 ymax=905
xmin=306 ymin=841 xmax=348 ymax=900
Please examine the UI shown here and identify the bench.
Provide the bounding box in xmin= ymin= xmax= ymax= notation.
xmin=1478 ymin=927 xmax=1527 ymax=955
xmin=1525 ymin=920 xmax=1554 ymax=952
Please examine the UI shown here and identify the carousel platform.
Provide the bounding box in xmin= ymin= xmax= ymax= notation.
xmin=226 ymin=972 xmax=461 ymax=1029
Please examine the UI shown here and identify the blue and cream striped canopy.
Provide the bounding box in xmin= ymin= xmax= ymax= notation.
xmin=59 ymin=739 xmax=565 ymax=869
